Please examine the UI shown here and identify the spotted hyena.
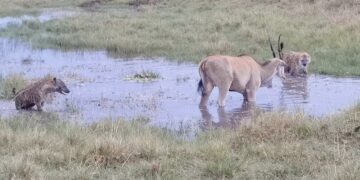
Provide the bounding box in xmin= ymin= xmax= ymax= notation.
xmin=282 ymin=51 xmax=311 ymax=76
xmin=14 ymin=77 xmax=70 ymax=111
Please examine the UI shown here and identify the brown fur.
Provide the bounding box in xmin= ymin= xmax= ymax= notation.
xmin=198 ymin=55 xmax=286 ymax=107
xmin=282 ymin=51 xmax=311 ymax=76
xmin=14 ymin=77 xmax=70 ymax=111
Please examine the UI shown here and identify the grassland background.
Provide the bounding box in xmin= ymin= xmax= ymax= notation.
xmin=0 ymin=0 xmax=359 ymax=76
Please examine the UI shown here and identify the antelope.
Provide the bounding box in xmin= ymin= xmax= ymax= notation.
xmin=197 ymin=42 xmax=286 ymax=107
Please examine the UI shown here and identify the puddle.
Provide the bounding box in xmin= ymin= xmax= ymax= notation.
xmin=0 ymin=10 xmax=75 ymax=29
xmin=1 ymin=37 xmax=360 ymax=134
xmin=0 ymin=13 xmax=360 ymax=134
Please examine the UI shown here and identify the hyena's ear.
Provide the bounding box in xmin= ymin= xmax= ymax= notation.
xmin=53 ymin=77 xmax=57 ymax=83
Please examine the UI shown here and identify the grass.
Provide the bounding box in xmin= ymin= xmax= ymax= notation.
xmin=0 ymin=73 xmax=27 ymax=100
xmin=0 ymin=0 xmax=359 ymax=76
xmin=1 ymin=104 xmax=360 ymax=179
xmin=125 ymin=70 xmax=161 ymax=82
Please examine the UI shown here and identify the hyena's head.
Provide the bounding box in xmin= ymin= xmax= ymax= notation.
xmin=52 ymin=77 xmax=70 ymax=95
xmin=297 ymin=52 xmax=311 ymax=72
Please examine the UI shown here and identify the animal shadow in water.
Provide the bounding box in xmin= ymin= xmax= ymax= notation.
xmin=199 ymin=102 xmax=257 ymax=130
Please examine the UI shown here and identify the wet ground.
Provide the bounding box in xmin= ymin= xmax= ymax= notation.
xmin=0 ymin=12 xmax=360 ymax=134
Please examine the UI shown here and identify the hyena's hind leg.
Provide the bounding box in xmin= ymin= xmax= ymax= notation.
xmin=15 ymin=98 xmax=35 ymax=110
xmin=24 ymin=103 xmax=35 ymax=110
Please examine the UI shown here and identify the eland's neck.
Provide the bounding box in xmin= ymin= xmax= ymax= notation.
xmin=260 ymin=60 xmax=279 ymax=84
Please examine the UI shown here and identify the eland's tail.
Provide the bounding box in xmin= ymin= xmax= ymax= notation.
xmin=197 ymin=59 xmax=207 ymax=96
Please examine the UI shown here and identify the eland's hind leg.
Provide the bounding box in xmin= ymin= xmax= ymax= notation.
xmin=199 ymin=80 xmax=214 ymax=107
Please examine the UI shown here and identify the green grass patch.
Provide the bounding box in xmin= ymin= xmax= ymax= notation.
xmin=0 ymin=73 xmax=27 ymax=99
xmin=1 ymin=105 xmax=360 ymax=179
xmin=125 ymin=70 xmax=161 ymax=82
xmin=0 ymin=0 xmax=359 ymax=76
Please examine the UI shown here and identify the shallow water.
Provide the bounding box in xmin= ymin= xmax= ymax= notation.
xmin=0 ymin=13 xmax=360 ymax=134
xmin=1 ymin=37 xmax=360 ymax=133
xmin=0 ymin=10 xmax=74 ymax=29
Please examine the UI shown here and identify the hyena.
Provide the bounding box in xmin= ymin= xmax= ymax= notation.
xmin=13 ymin=77 xmax=70 ymax=111
xmin=268 ymin=35 xmax=311 ymax=76
xmin=282 ymin=51 xmax=311 ymax=76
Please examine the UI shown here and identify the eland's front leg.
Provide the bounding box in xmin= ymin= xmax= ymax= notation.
xmin=218 ymin=83 xmax=231 ymax=107
xmin=245 ymin=89 xmax=256 ymax=102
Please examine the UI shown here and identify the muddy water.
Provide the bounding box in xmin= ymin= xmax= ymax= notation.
xmin=1 ymin=37 xmax=360 ymax=133
xmin=0 ymin=14 xmax=360 ymax=133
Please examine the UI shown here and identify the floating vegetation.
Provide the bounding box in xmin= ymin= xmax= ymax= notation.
xmin=125 ymin=70 xmax=161 ymax=82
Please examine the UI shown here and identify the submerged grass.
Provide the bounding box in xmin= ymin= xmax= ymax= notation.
xmin=0 ymin=0 xmax=359 ymax=76
xmin=1 ymin=105 xmax=360 ymax=179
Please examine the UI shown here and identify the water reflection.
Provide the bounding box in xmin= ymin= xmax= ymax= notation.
xmin=199 ymin=102 xmax=256 ymax=130
xmin=280 ymin=76 xmax=309 ymax=108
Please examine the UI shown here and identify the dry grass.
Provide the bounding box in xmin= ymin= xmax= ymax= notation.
xmin=1 ymin=104 xmax=360 ymax=179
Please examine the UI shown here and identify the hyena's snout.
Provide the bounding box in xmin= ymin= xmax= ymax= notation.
xmin=53 ymin=78 xmax=70 ymax=95
xmin=63 ymin=87 xmax=70 ymax=94
xmin=58 ymin=86 xmax=70 ymax=95
xmin=300 ymin=56 xmax=311 ymax=68
xmin=300 ymin=60 xmax=307 ymax=67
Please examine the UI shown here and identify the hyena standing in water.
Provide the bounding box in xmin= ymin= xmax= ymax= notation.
xmin=269 ymin=35 xmax=311 ymax=76
xmin=13 ymin=77 xmax=70 ymax=111
xmin=282 ymin=51 xmax=311 ymax=76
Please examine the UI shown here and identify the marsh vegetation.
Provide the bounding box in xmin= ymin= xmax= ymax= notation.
xmin=0 ymin=74 xmax=27 ymax=100
xmin=125 ymin=70 xmax=161 ymax=82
